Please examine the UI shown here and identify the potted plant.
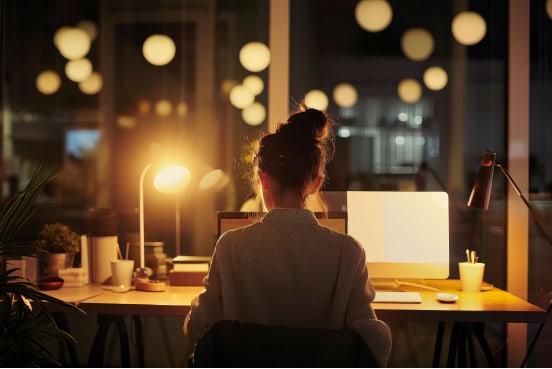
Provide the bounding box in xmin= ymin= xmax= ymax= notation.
xmin=34 ymin=222 xmax=81 ymax=276
xmin=0 ymin=166 xmax=83 ymax=366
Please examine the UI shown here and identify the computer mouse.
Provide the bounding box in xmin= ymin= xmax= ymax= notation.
xmin=436 ymin=292 xmax=458 ymax=303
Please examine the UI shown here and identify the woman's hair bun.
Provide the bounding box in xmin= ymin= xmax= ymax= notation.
xmin=277 ymin=108 xmax=330 ymax=142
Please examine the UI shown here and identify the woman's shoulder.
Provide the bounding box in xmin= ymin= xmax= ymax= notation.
xmin=216 ymin=221 xmax=260 ymax=246
xmin=317 ymin=224 xmax=365 ymax=251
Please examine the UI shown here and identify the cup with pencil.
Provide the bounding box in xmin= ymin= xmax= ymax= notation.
xmin=458 ymin=249 xmax=485 ymax=292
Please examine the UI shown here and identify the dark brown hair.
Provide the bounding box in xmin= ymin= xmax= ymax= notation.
xmin=253 ymin=107 xmax=336 ymax=203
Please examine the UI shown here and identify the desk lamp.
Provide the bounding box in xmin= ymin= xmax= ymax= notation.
xmin=154 ymin=165 xmax=192 ymax=256
xmin=467 ymin=150 xmax=552 ymax=367
xmin=137 ymin=163 xmax=191 ymax=291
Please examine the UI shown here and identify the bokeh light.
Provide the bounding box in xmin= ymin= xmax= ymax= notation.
xmin=239 ymin=42 xmax=271 ymax=72
xmin=401 ymin=28 xmax=434 ymax=61
xmin=143 ymin=34 xmax=176 ymax=66
xmin=354 ymin=0 xmax=393 ymax=32
xmin=36 ymin=70 xmax=61 ymax=95
xmin=304 ymin=89 xmax=329 ymax=111
xmin=333 ymin=83 xmax=358 ymax=108
xmin=451 ymin=11 xmax=487 ymax=46
xmin=397 ymin=78 xmax=422 ymax=103
xmin=423 ymin=66 xmax=448 ymax=91
xmin=242 ymin=102 xmax=266 ymax=126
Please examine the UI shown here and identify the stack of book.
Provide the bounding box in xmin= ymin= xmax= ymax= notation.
xmin=169 ymin=255 xmax=211 ymax=286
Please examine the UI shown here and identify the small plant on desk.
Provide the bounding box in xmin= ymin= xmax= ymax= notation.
xmin=34 ymin=222 xmax=81 ymax=276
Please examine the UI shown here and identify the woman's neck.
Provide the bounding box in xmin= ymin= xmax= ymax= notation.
xmin=266 ymin=190 xmax=305 ymax=209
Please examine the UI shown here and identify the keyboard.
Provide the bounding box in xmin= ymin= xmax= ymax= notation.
xmin=373 ymin=291 xmax=422 ymax=303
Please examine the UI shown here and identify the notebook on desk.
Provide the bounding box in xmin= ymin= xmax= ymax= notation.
xmin=373 ymin=291 xmax=422 ymax=303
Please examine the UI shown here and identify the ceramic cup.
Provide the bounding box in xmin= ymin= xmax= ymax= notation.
xmin=110 ymin=259 xmax=135 ymax=288
xmin=458 ymin=262 xmax=485 ymax=292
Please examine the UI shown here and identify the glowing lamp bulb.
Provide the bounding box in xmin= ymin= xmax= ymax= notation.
xmin=153 ymin=166 xmax=191 ymax=194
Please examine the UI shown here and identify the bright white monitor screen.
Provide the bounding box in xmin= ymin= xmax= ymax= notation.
xmin=347 ymin=191 xmax=449 ymax=280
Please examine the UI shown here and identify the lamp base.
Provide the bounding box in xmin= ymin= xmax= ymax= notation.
xmin=135 ymin=277 xmax=166 ymax=292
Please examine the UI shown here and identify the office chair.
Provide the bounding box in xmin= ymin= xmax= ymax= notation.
xmin=189 ymin=320 xmax=381 ymax=368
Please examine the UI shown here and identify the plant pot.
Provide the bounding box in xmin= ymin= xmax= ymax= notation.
xmin=43 ymin=252 xmax=75 ymax=276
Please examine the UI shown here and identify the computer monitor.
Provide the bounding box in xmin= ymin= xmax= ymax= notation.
xmin=217 ymin=211 xmax=347 ymax=239
xmin=346 ymin=191 xmax=449 ymax=283
xmin=319 ymin=191 xmax=347 ymax=212
xmin=64 ymin=127 xmax=101 ymax=162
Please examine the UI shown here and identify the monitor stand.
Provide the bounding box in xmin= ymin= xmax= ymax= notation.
xmin=371 ymin=278 xmax=401 ymax=291
xmin=371 ymin=278 xmax=442 ymax=292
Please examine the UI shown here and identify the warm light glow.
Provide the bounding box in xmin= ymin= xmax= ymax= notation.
xmin=155 ymin=99 xmax=173 ymax=117
xmin=423 ymin=66 xmax=448 ymax=91
xmin=547 ymin=0 xmax=552 ymax=19
xmin=242 ymin=75 xmax=264 ymax=96
xmin=65 ymin=58 xmax=93 ymax=82
xmin=78 ymin=71 xmax=103 ymax=94
xmin=199 ymin=169 xmax=230 ymax=191
xmin=304 ymin=89 xmax=329 ymax=111
xmin=77 ymin=20 xmax=98 ymax=41
xmin=221 ymin=79 xmax=239 ymax=95
xmin=242 ymin=102 xmax=266 ymax=126
xmin=333 ymin=83 xmax=358 ymax=107
xmin=176 ymin=101 xmax=188 ymax=117
xmin=229 ymin=84 xmax=254 ymax=109
xmin=137 ymin=100 xmax=151 ymax=115
xmin=54 ymin=27 xmax=91 ymax=60
xmin=239 ymin=42 xmax=271 ymax=72
xmin=117 ymin=115 xmax=137 ymax=128
xmin=397 ymin=78 xmax=422 ymax=103
xmin=36 ymin=70 xmax=61 ymax=95
xmin=143 ymin=34 xmax=176 ymax=66
xmin=451 ymin=11 xmax=487 ymax=46
xmin=240 ymin=197 xmax=259 ymax=212
xmin=53 ymin=26 xmax=71 ymax=48
xmin=401 ymin=28 xmax=434 ymax=61
xmin=355 ymin=0 xmax=393 ymax=32
xmin=153 ymin=165 xmax=191 ymax=194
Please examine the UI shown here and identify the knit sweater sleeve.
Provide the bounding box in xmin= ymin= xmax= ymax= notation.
xmin=344 ymin=239 xmax=378 ymax=326
xmin=183 ymin=246 xmax=224 ymax=348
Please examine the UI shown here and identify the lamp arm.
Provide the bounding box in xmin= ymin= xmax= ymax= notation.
xmin=496 ymin=163 xmax=552 ymax=249
xmin=139 ymin=163 xmax=152 ymax=269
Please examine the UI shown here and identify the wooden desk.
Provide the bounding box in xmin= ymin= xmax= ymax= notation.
xmin=371 ymin=279 xmax=547 ymax=367
xmin=48 ymin=280 xmax=546 ymax=323
xmin=77 ymin=286 xmax=203 ymax=316
xmin=45 ymin=280 xmax=547 ymax=367
xmin=372 ymin=279 xmax=546 ymax=323
xmin=45 ymin=284 xmax=105 ymax=305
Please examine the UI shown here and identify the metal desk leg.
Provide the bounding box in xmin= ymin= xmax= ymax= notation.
xmin=52 ymin=312 xmax=80 ymax=367
xmin=441 ymin=322 xmax=496 ymax=368
xmin=466 ymin=324 xmax=477 ymax=367
xmin=457 ymin=323 xmax=468 ymax=367
xmin=88 ymin=315 xmax=132 ymax=367
xmin=473 ymin=322 xmax=496 ymax=367
xmin=132 ymin=315 xmax=145 ymax=367
xmin=447 ymin=323 xmax=460 ymax=367
xmin=116 ymin=316 xmax=131 ymax=367
xmin=433 ymin=322 xmax=445 ymax=367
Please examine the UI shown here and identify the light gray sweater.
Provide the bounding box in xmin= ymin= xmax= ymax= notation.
xmin=184 ymin=208 xmax=391 ymax=366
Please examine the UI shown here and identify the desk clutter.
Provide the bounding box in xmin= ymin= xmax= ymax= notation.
xmin=18 ymin=230 xmax=211 ymax=291
xmin=169 ymin=255 xmax=210 ymax=286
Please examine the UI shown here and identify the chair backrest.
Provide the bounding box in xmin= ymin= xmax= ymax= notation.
xmin=190 ymin=320 xmax=379 ymax=367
